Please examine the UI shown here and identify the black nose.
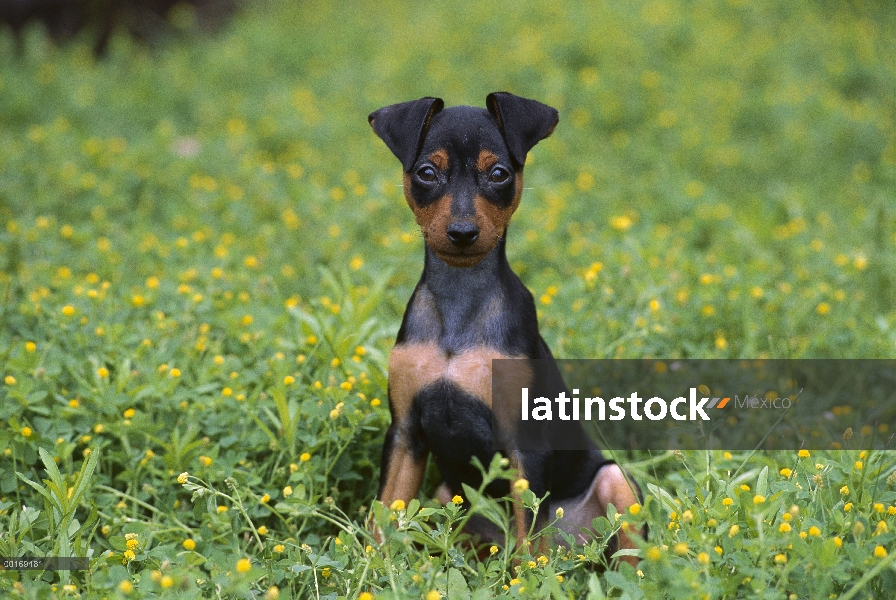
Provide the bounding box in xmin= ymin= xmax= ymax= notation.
xmin=446 ymin=222 xmax=479 ymax=248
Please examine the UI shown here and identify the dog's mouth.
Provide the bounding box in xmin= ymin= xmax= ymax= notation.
xmin=433 ymin=247 xmax=490 ymax=268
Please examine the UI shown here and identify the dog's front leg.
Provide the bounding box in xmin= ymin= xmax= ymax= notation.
xmin=593 ymin=463 xmax=642 ymax=567
xmin=378 ymin=425 xmax=428 ymax=505
xmin=372 ymin=422 xmax=428 ymax=543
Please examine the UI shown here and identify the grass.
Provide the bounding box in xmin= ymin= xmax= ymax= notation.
xmin=1 ymin=0 xmax=895 ymax=597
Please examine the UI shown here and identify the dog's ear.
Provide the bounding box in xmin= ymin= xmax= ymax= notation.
xmin=486 ymin=92 xmax=558 ymax=168
xmin=369 ymin=97 xmax=444 ymax=172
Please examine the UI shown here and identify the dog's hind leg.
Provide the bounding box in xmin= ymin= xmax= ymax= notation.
xmin=552 ymin=462 xmax=643 ymax=567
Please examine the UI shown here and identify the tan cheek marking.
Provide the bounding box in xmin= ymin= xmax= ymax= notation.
xmin=402 ymin=174 xmax=453 ymax=243
xmin=428 ymin=149 xmax=449 ymax=170
xmin=472 ymin=173 xmax=525 ymax=239
xmin=388 ymin=343 xmax=448 ymax=418
xmin=476 ymin=149 xmax=499 ymax=172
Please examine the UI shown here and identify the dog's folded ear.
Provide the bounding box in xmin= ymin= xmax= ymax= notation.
xmin=486 ymin=92 xmax=559 ymax=168
xmin=369 ymin=97 xmax=445 ymax=172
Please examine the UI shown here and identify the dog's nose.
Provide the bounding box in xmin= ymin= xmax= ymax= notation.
xmin=446 ymin=222 xmax=479 ymax=248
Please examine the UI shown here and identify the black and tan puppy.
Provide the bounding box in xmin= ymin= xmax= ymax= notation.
xmin=369 ymin=93 xmax=641 ymax=561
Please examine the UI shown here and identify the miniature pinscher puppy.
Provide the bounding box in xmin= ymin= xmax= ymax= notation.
xmin=368 ymin=93 xmax=641 ymax=562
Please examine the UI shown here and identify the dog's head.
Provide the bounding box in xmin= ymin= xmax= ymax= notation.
xmin=369 ymin=93 xmax=558 ymax=268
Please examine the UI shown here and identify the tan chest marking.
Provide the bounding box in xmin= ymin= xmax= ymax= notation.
xmin=388 ymin=343 xmax=528 ymax=417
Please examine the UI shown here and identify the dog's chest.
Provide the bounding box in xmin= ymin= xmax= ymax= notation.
xmin=389 ymin=285 xmax=519 ymax=414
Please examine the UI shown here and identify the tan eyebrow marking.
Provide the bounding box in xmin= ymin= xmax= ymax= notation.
xmin=428 ymin=149 xmax=449 ymax=170
xmin=476 ymin=149 xmax=499 ymax=172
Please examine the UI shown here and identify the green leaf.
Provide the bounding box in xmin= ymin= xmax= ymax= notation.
xmin=647 ymin=483 xmax=678 ymax=513
xmin=756 ymin=466 xmax=769 ymax=499
xmin=447 ymin=568 xmax=471 ymax=600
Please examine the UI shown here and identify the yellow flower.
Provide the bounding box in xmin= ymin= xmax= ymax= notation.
xmin=97 ymin=367 xmax=109 ymax=378
xmin=426 ymin=592 xmax=441 ymax=600
xmin=126 ymin=538 xmax=139 ymax=550
xmin=20 ymin=426 xmax=32 ymax=438
xmin=236 ymin=557 xmax=252 ymax=573
xmin=389 ymin=499 xmax=405 ymax=511
xmin=697 ymin=552 xmax=710 ymax=565
xmin=779 ymin=523 xmax=791 ymax=533
xmin=273 ymin=544 xmax=285 ymax=553
xmin=729 ymin=524 xmax=740 ymax=537
xmin=774 ymin=553 xmax=787 ymax=565
xmin=855 ymin=461 xmax=863 ymax=470
xmin=300 ymin=452 xmax=311 ymax=462
xmin=888 ymin=506 xmax=896 ymax=516
xmin=62 ymin=305 xmax=76 ymax=316
xmin=260 ymin=493 xmax=270 ymax=504
xmin=629 ymin=503 xmax=641 ymax=515
xmin=160 ymin=576 xmax=174 ymax=588
xmin=123 ymin=550 xmax=135 ymax=562
xmin=284 ymin=376 xmax=295 ymax=385
xmin=452 ymin=495 xmax=463 ymax=505
xmin=753 ymin=495 xmax=766 ymax=505
xmin=874 ymin=503 xmax=885 ymax=513
xmin=722 ymin=497 xmax=734 ymax=507
xmin=489 ymin=545 xmax=498 ymax=555
xmin=258 ymin=526 xmax=268 ymax=536
xmin=217 ymin=505 xmax=228 ymax=514
xmin=123 ymin=408 xmax=135 ymax=419
xmin=283 ymin=486 xmax=293 ymax=497
xmin=359 ymin=593 xmax=374 ymax=600
xmin=808 ymin=526 xmax=821 ymax=537
xmin=555 ymin=507 xmax=564 ymax=519
xmin=609 ymin=215 xmax=633 ymax=231
xmin=118 ymin=580 xmax=134 ymax=594
xmin=513 ymin=479 xmax=529 ymax=493
xmin=183 ymin=539 xmax=196 ymax=551
xmin=840 ymin=486 xmax=850 ymax=496
xmin=673 ymin=542 xmax=688 ymax=555
xmin=177 ymin=472 xmax=189 ymax=484
xmin=199 ymin=456 xmax=212 ymax=467
xmin=646 ymin=546 xmax=662 ymax=561
xmin=874 ymin=545 xmax=888 ymax=558
xmin=714 ymin=546 xmax=723 ymax=555
xmin=798 ymin=449 xmax=810 ymax=458
xmin=780 ymin=468 xmax=792 ymax=478
xmin=834 ymin=536 xmax=843 ymax=547
xmin=170 ymin=367 xmax=181 ymax=377
xmin=5 ymin=375 xmax=17 ymax=385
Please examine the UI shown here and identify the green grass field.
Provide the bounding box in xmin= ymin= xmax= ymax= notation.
xmin=2 ymin=0 xmax=895 ymax=597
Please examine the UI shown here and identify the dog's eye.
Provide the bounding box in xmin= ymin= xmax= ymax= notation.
xmin=489 ymin=167 xmax=510 ymax=184
xmin=416 ymin=166 xmax=437 ymax=182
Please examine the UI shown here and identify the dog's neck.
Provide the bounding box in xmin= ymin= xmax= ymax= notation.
xmin=423 ymin=238 xmax=508 ymax=303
